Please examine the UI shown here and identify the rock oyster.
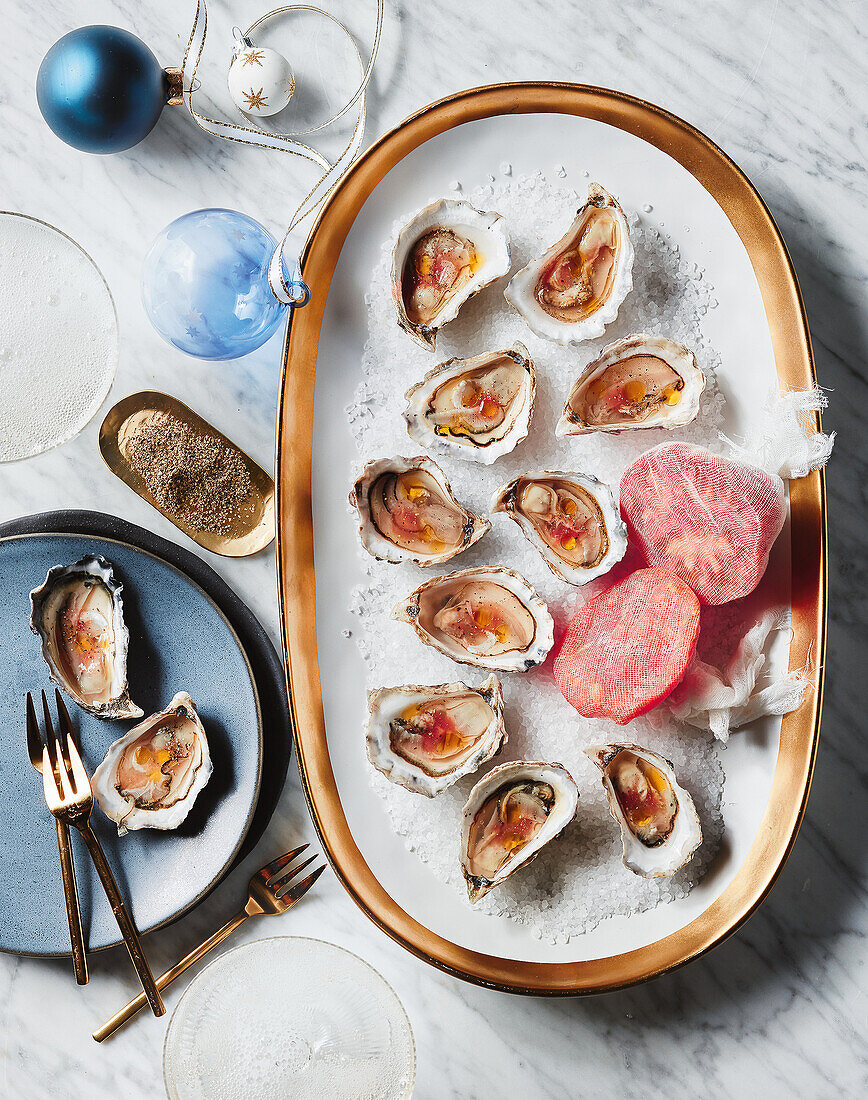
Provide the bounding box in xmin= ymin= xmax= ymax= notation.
xmin=366 ymin=676 xmax=506 ymax=796
xmin=349 ymin=456 xmax=489 ymax=566
xmin=461 ymin=761 xmax=578 ymax=902
xmin=557 ymin=333 xmax=705 ymax=436
xmin=490 ymin=470 xmax=627 ymax=586
xmin=93 ymin=692 xmax=213 ymax=835
xmin=30 ymin=556 xmax=142 ymax=720
xmin=585 ymin=743 xmax=702 ymax=878
xmin=505 ymin=183 xmax=633 ymax=343
xmin=403 ymin=344 xmax=535 ymax=465
xmin=392 ymin=567 xmax=554 ymax=673
xmin=392 ymin=198 xmax=511 ymax=350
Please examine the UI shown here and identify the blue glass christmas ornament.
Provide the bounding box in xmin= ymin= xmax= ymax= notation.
xmin=142 ymin=209 xmax=289 ymax=361
xmin=36 ymin=26 xmax=167 ymax=154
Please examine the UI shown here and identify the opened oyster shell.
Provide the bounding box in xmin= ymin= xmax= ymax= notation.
xmin=392 ymin=198 xmax=511 ymax=350
xmin=461 ymin=760 xmax=578 ymax=902
xmin=30 ymin=556 xmax=142 ymax=720
xmin=393 ymin=567 xmax=554 ymax=673
xmin=93 ymin=692 xmax=213 ymax=835
xmin=366 ymin=675 xmax=506 ymax=796
xmin=585 ymin=743 xmax=701 ymax=878
xmin=349 ymin=456 xmax=489 ymax=566
xmin=490 ymin=470 xmax=627 ymax=586
xmin=557 ymin=334 xmax=705 ymax=436
xmin=403 ymin=344 xmax=535 ymax=465
xmin=505 ymin=183 xmax=633 ymax=344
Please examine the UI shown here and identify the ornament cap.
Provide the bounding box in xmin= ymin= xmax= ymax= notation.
xmin=231 ymin=26 xmax=255 ymax=57
xmin=165 ymin=67 xmax=184 ymax=106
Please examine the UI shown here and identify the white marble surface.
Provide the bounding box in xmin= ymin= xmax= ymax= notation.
xmin=0 ymin=1 xmax=864 ymax=1096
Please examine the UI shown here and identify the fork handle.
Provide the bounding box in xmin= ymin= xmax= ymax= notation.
xmin=55 ymin=819 xmax=88 ymax=985
xmin=76 ymin=822 xmax=165 ymax=1018
xmin=93 ymin=911 xmax=249 ymax=1042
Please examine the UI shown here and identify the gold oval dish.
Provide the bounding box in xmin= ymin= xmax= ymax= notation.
xmin=100 ymin=392 xmax=274 ymax=557
xmin=276 ymin=83 xmax=826 ymax=994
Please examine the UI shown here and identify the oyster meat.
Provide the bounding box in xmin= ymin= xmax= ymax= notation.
xmin=491 ymin=470 xmax=627 ymax=586
xmin=366 ymin=675 xmax=506 ymax=796
xmin=586 ymin=743 xmax=702 ymax=877
xmin=30 ymin=556 xmax=142 ymax=719
xmin=403 ymin=344 xmax=535 ymax=465
xmin=505 ymin=183 xmax=633 ymax=343
xmin=461 ymin=761 xmax=578 ymax=902
xmin=392 ymin=566 xmax=554 ymax=673
xmin=93 ymin=692 xmax=213 ymax=834
xmin=392 ymin=198 xmax=511 ymax=350
xmin=349 ymin=456 xmax=489 ymax=566
xmin=557 ymin=334 xmax=705 ymax=436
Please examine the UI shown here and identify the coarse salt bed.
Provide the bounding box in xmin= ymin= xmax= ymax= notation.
xmin=347 ymin=172 xmax=728 ymax=939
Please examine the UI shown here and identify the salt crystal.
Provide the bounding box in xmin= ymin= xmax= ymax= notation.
xmin=449 ymin=180 xmax=461 ymax=191
xmin=642 ymin=203 xmax=653 ymax=213
xmin=554 ymin=165 xmax=566 ymax=178
xmin=348 ymin=173 xmax=727 ymax=939
xmin=500 ymin=162 xmax=512 ymax=176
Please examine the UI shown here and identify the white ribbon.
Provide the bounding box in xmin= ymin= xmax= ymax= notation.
xmin=182 ymin=0 xmax=384 ymax=304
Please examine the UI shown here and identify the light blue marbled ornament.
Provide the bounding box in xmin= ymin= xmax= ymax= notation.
xmin=141 ymin=208 xmax=287 ymax=361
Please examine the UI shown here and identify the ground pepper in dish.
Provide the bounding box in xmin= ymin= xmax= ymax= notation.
xmin=124 ymin=412 xmax=253 ymax=535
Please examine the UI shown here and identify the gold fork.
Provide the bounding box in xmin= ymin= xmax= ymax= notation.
xmin=25 ymin=690 xmax=88 ymax=985
xmin=93 ymin=844 xmax=325 ymax=1042
xmin=38 ymin=696 xmax=165 ymax=1017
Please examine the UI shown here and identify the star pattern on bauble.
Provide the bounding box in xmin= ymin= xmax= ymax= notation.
xmin=242 ymin=88 xmax=269 ymax=111
xmin=241 ymin=49 xmax=265 ymax=67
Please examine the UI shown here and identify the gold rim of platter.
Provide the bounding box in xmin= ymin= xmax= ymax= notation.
xmin=100 ymin=391 xmax=275 ymax=557
xmin=275 ymin=82 xmax=827 ymax=995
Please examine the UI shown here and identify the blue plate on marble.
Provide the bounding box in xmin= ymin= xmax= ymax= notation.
xmin=0 ymin=532 xmax=263 ymax=955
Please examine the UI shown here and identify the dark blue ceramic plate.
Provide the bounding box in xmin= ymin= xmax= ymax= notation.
xmin=0 ymin=532 xmax=263 ymax=955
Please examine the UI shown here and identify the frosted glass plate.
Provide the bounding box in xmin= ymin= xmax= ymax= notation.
xmin=0 ymin=212 xmax=118 ymax=462
xmin=163 ymin=937 xmax=415 ymax=1100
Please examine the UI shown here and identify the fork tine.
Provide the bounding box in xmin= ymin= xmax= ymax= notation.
xmin=54 ymin=689 xmax=76 ymax=755
xmin=53 ymin=739 xmax=75 ymax=801
xmin=268 ymin=852 xmax=318 ymax=890
xmin=259 ymin=844 xmax=309 ymax=883
xmin=41 ymin=745 xmax=60 ymax=805
xmin=41 ymin=691 xmax=60 ymax=777
xmin=64 ymin=735 xmax=91 ymax=795
xmin=275 ymin=863 xmax=326 ymax=901
xmin=25 ymin=692 xmax=42 ymax=759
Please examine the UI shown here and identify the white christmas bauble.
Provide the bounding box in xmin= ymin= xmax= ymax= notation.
xmin=228 ymin=45 xmax=294 ymax=118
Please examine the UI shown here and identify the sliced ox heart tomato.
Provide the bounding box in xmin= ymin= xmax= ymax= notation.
xmin=619 ymin=442 xmax=786 ymax=606
xmin=553 ymin=568 xmax=700 ymax=724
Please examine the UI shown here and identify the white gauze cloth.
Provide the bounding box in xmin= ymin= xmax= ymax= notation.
xmin=661 ymin=609 xmax=809 ymax=742
xmin=721 ymin=385 xmax=835 ymax=480
xmin=665 ymin=385 xmax=831 ymax=739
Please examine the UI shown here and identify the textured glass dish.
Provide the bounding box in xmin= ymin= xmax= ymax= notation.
xmin=163 ymin=937 xmax=415 ymax=1100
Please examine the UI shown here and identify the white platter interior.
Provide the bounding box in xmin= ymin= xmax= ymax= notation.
xmin=310 ymin=110 xmax=791 ymax=966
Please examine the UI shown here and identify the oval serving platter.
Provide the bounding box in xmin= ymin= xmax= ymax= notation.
xmin=276 ymin=83 xmax=826 ymax=994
